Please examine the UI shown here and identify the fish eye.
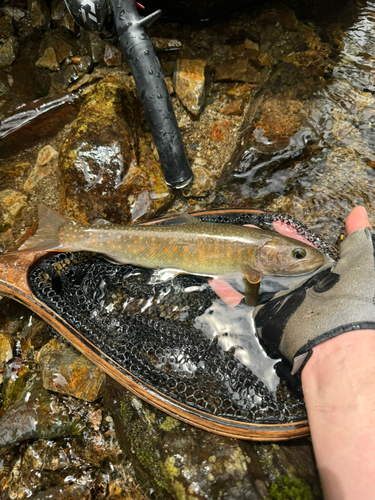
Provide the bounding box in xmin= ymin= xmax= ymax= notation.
xmin=292 ymin=247 xmax=307 ymax=259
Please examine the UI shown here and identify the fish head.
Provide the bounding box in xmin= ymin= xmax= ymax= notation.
xmin=254 ymin=236 xmax=324 ymax=276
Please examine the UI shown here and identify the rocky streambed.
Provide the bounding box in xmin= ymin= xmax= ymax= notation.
xmin=1 ymin=0 xmax=375 ymax=498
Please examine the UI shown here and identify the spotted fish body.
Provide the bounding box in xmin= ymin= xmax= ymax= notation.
xmin=21 ymin=206 xmax=324 ymax=282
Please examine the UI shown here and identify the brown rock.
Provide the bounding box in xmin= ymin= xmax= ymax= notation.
xmin=182 ymin=164 xmax=212 ymax=197
xmin=259 ymin=53 xmax=271 ymax=67
xmin=104 ymin=43 xmax=122 ymax=67
xmin=0 ymin=333 xmax=13 ymax=370
xmin=210 ymin=120 xmax=233 ymax=142
xmin=23 ymin=145 xmax=59 ymax=193
xmin=221 ymin=98 xmax=245 ymax=116
xmin=0 ymin=17 xmax=14 ymax=39
xmin=35 ymin=46 xmax=59 ymax=70
xmin=27 ymin=0 xmax=51 ymax=29
xmin=0 ymin=36 xmax=19 ymax=68
xmin=173 ymin=59 xmax=206 ymax=117
xmin=152 ymin=38 xmax=182 ymax=51
xmin=59 ymin=81 xmax=173 ymax=224
xmin=39 ymin=340 xmax=106 ymax=402
xmin=215 ymin=57 xmax=262 ymax=83
xmin=0 ymin=190 xmax=27 ymax=232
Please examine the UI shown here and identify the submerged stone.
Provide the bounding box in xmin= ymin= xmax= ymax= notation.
xmin=39 ymin=340 xmax=105 ymax=402
xmin=104 ymin=379 xmax=263 ymax=500
xmin=27 ymin=0 xmax=51 ymax=29
xmin=0 ymin=370 xmax=96 ymax=446
xmin=59 ymin=80 xmax=173 ymax=224
xmin=0 ymin=36 xmax=19 ymax=68
xmin=0 ymin=190 xmax=27 ymax=232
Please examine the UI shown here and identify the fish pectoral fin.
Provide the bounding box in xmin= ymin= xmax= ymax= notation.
xmin=241 ymin=263 xmax=262 ymax=284
xmin=241 ymin=264 xmax=262 ymax=306
xmin=243 ymin=280 xmax=260 ymax=307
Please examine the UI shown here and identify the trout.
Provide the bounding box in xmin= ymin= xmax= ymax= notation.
xmin=21 ymin=206 xmax=324 ymax=304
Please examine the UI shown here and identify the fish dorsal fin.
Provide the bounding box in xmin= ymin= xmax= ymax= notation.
xmin=242 ymin=263 xmax=262 ymax=284
xmin=164 ymin=213 xmax=199 ymax=225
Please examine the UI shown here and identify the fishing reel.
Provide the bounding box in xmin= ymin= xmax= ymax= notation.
xmin=63 ymin=0 xmax=193 ymax=188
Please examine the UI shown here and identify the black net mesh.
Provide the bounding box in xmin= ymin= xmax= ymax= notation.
xmin=28 ymin=211 xmax=333 ymax=425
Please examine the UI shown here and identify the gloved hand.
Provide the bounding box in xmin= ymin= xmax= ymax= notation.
xmin=254 ymin=207 xmax=375 ymax=376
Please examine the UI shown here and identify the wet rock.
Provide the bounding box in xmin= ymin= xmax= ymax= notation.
xmin=152 ymin=37 xmax=182 ymax=51
xmin=71 ymin=55 xmax=93 ymax=74
xmin=0 ymin=93 xmax=80 ymax=159
xmin=51 ymin=65 xmax=79 ymax=92
xmin=182 ymin=164 xmax=212 ymax=197
xmin=0 ymin=190 xmax=27 ymax=232
xmin=39 ymin=339 xmax=105 ymax=402
xmin=50 ymin=0 xmax=79 ymax=33
xmin=250 ymin=441 xmax=322 ymax=499
xmin=27 ymin=0 xmax=51 ymax=29
xmin=59 ymin=80 xmax=173 ymax=224
xmin=173 ymin=59 xmax=206 ymax=117
xmin=215 ymin=50 xmax=262 ymax=83
xmin=23 ymin=145 xmax=59 ymax=193
xmin=221 ymin=98 xmax=245 ymax=116
xmin=0 ymin=369 xmax=95 ymax=446
xmin=0 ymin=228 xmax=14 ymax=251
xmin=2 ymin=6 xmax=26 ymax=24
xmin=42 ymin=34 xmax=73 ymax=66
xmin=81 ymin=30 xmax=105 ymax=64
xmin=0 ymin=333 xmax=13 ymax=371
xmin=32 ymin=484 xmax=92 ymax=500
xmin=0 ymin=16 xmax=14 ymax=39
xmin=165 ymin=76 xmax=173 ymax=94
xmin=2 ymin=358 xmax=33 ymax=412
xmin=104 ymin=379 xmax=263 ymax=500
xmin=244 ymin=39 xmax=260 ymax=55
xmin=35 ymin=46 xmax=59 ymax=70
xmin=259 ymin=53 xmax=271 ymax=67
xmin=104 ymin=44 xmax=122 ymax=67
xmin=0 ymin=36 xmax=19 ymax=68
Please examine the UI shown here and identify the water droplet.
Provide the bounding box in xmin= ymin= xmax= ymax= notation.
xmin=156 ymin=73 xmax=160 ymax=77
xmin=157 ymin=94 xmax=163 ymax=99
xmin=149 ymin=70 xmax=154 ymax=75
xmin=135 ymin=57 xmax=139 ymax=62
xmin=144 ymin=49 xmax=150 ymax=55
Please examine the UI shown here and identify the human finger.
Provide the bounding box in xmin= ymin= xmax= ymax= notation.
xmin=345 ymin=206 xmax=371 ymax=235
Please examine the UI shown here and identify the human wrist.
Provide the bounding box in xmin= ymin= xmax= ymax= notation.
xmin=301 ymin=329 xmax=375 ymax=389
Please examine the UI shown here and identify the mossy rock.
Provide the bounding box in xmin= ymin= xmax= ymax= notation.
xmin=269 ymin=475 xmax=313 ymax=500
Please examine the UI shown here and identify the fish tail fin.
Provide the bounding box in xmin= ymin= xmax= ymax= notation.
xmin=20 ymin=205 xmax=68 ymax=252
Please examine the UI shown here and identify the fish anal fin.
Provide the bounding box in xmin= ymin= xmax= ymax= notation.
xmin=242 ymin=263 xmax=262 ymax=284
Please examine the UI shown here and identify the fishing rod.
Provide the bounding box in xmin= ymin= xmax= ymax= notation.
xmin=64 ymin=0 xmax=193 ymax=188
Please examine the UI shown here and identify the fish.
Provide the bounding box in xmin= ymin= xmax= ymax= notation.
xmin=20 ymin=205 xmax=324 ymax=305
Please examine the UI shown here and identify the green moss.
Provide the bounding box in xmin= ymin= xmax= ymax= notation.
xmin=269 ymin=476 xmax=313 ymax=500
xmin=160 ymin=416 xmax=180 ymax=432
xmin=162 ymin=456 xmax=179 ymax=479
xmin=119 ymin=400 xmax=168 ymax=491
